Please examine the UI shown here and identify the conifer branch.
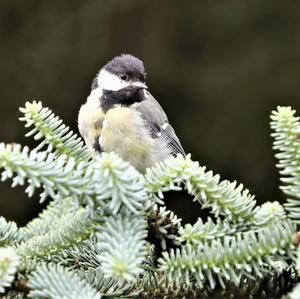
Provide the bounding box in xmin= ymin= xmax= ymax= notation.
xmin=54 ymin=242 xmax=137 ymax=297
xmin=178 ymin=202 xmax=286 ymax=247
xmin=20 ymin=198 xmax=79 ymax=241
xmin=0 ymin=143 xmax=93 ymax=202
xmin=1 ymin=101 xmax=299 ymax=298
xmin=97 ymin=215 xmax=147 ymax=284
xmin=93 ymin=152 xmax=151 ymax=215
xmin=0 ymin=142 xmax=150 ymax=214
xmin=145 ymin=154 xmax=257 ymax=224
xmin=28 ymin=263 xmax=100 ymax=299
xmin=285 ymin=247 xmax=300 ymax=299
xmin=0 ymin=217 xmax=21 ymax=246
xmin=254 ymin=201 xmax=286 ymax=226
xmin=148 ymin=205 xmax=182 ymax=250
xmin=0 ymin=247 xmax=19 ymax=293
xmin=158 ymin=220 xmax=295 ymax=290
xmin=177 ymin=217 xmax=237 ymax=245
xmin=79 ymin=268 xmax=136 ymax=297
xmin=271 ymin=106 xmax=300 ymax=223
xmin=19 ymin=101 xmax=92 ymax=161
xmin=51 ymin=239 xmax=101 ymax=271
xmin=17 ymin=209 xmax=94 ymax=263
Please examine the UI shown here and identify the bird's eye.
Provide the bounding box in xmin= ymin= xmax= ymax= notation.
xmin=120 ymin=74 xmax=128 ymax=81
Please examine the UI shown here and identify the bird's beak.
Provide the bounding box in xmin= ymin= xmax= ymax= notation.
xmin=130 ymin=81 xmax=148 ymax=89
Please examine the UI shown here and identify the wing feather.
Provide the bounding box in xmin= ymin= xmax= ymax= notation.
xmin=136 ymin=91 xmax=185 ymax=157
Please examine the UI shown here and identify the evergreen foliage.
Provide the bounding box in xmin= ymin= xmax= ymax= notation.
xmin=28 ymin=263 xmax=99 ymax=299
xmin=0 ymin=102 xmax=300 ymax=298
xmin=17 ymin=208 xmax=94 ymax=263
xmin=0 ymin=217 xmax=21 ymax=246
xmin=0 ymin=247 xmax=19 ymax=293
xmin=271 ymin=106 xmax=300 ymax=223
xmin=148 ymin=204 xmax=182 ymax=250
xmin=159 ymin=220 xmax=295 ymax=290
xmin=145 ymin=155 xmax=258 ymax=224
xmin=19 ymin=101 xmax=92 ymax=161
xmin=19 ymin=198 xmax=80 ymax=241
xmin=96 ymin=215 xmax=147 ymax=282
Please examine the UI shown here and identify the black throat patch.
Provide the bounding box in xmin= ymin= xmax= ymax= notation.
xmin=101 ymin=86 xmax=145 ymax=113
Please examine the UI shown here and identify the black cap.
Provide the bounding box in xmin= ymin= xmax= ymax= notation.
xmin=104 ymin=54 xmax=146 ymax=82
xmin=91 ymin=54 xmax=146 ymax=90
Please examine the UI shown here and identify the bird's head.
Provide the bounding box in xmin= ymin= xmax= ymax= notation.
xmin=92 ymin=54 xmax=147 ymax=92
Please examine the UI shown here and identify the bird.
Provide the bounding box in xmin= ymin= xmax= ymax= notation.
xmin=78 ymin=54 xmax=185 ymax=172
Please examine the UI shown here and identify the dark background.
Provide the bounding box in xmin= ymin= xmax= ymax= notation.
xmin=1 ymin=0 xmax=300 ymax=225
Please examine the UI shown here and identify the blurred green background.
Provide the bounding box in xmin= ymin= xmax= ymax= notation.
xmin=1 ymin=0 xmax=300 ymax=225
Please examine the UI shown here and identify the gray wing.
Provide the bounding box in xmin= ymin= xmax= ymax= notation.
xmin=136 ymin=91 xmax=185 ymax=157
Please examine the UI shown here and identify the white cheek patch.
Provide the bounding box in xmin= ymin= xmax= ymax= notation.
xmin=87 ymin=87 xmax=103 ymax=101
xmin=97 ymin=69 xmax=128 ymax=91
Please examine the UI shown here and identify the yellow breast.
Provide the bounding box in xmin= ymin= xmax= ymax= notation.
xmin=100 ymin=106 xmax=153 ymax=170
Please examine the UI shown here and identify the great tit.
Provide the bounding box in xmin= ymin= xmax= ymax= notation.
xmin=78 ymin=54 xmax=185 ymax=172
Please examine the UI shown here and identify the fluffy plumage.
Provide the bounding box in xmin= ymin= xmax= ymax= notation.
xmin=78 ymin=54 xmax=185 ymax=172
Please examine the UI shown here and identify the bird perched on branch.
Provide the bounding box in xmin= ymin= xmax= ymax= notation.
xmin=78 ymin=54 xmax=185 ymax=172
